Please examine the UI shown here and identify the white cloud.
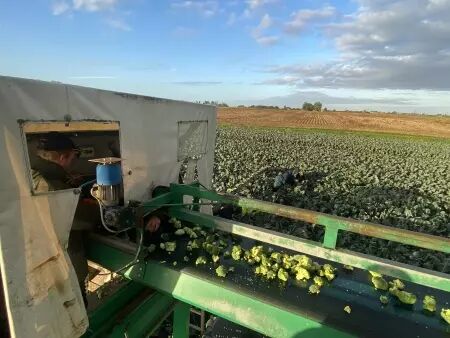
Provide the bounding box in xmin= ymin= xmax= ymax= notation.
xmin=171 ymin=1 xmax=219 ymax=17
xmin=172 ymin=26 xmax=198 ymax=38
xmin=285 ymin=6 xmax=335 ymax=34
xmin=69 ymin=76 xmax=116 ymax=79
xmin=247 ymin=0 xmax=277 ymax=10
xmin=227 ymin=12 xmax=237 ymax=25
xmin=105 ymin=18 xmax=131 ymax=31
xmin=265 ymin=0 xmax=450 ymax=91
xmin=251 ymin=13 xmax=278 ymax=46
xmin=258 ymin=13 xmax=272 ymax=29
xmin=255 ymin=35 xmax=279 ymax=46
xmin=52 ymin=1 xmax=70 ymax=15
xmin=73 ymin=0 xmax=117 ymax=12
xmin=52 ymin=0 xmax=118 ymax=15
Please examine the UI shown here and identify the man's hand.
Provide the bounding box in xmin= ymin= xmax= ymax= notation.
xmin=145 ymin=216 xmax=161 ymax=233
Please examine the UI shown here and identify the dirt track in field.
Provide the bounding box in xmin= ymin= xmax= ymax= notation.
xmin=218 ymin=107 xmax=450 ymax=138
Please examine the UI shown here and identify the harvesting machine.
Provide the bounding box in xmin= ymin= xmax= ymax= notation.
xmin=0 ymin=76 xmax=449 ymax=338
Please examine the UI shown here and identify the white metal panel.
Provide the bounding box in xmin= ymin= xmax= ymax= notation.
xmin=0 ymin=76 xmax=216 ymax=337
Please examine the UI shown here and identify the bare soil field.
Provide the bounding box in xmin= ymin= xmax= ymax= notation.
xmin=218 ymin=107 xmax=450 ymax=138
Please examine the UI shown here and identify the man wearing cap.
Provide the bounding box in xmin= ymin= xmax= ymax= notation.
xmin=32 ymin=132 xmax=80 ymax=192
xmin=31 ymin=132 xmax=91 ymax=306
xmin=31 ymin=132 xmax=161 ymax=307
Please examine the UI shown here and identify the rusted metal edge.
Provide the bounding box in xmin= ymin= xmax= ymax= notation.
xmin=170 ymin=208 xmax=450 ymax=292
xmin=170 ymin=184 xmax=450 ymax=254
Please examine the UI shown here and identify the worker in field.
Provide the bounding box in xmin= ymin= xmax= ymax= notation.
xmin=273 ymin=169 xmax=297 ymax=190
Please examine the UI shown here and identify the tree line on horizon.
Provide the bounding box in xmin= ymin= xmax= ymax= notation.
xmin=196 ymin=100 xmax=324 ymax=111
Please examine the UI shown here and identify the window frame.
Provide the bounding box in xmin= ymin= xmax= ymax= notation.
xmin=19 ymin=120 xmax=121 ymax=196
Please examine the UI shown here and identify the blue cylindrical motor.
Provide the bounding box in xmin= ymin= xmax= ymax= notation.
xmin=90 ymin=157 xmax=123 ymax=206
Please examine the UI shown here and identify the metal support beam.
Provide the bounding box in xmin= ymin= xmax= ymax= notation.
xmin=86 ymin=238 xmax=354 ymax=338
xmin=173 ymin=302 xmax=190 ymax=338
xmin=109 ymin=292 xmax=175 ymax=338
xmin=83 ymin=282 xmax=147 ymax=338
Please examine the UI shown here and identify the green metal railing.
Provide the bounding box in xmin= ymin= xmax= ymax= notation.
xmin=163 ymin=183 xmax=450 ymax=292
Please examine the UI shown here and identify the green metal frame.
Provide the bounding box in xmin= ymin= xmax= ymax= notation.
xmin=163 ymin=183 xmax=450 ymax=292
xmin=83 ymin=282 xmax=175 ymax=338
xmin=86 ymin=182 xmax=449 ymax=337
xmin=86 ymin=238 xmax=355 ymax=338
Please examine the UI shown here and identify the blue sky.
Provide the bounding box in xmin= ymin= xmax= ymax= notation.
xmin=1 ymin=0 xmax=450 ymax=113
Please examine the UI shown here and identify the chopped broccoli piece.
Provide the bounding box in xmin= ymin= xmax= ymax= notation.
xmin=195 ymin=256 xmax=207 ymax=265
xmin=260 ymin=254 xmax=270 ymax=266
xmin=250 ymin=245 xmax=264 ymax=258
xmin=371 ymin=276 xmax=388 ymax=290
xmin=183 ymin=227 xmax=198 ymax=239
xmin=204 ymin=243 xmax=221 ymax=256
xmin=394 ymin=290 xmax=417 ymax=305
xmin=160 ymin=243 xmax=165 ymax=250
xmin=255 ymin=265 xmax=269 ymax=276
xmin=313 ymin=276 xmax=325 ymax=287
xmin=147 ymin=244 xmax=156 ymax=253
xmin=169 ymin=218 xmax=182 ymax=229
xmin=309 ymin=284 xmax=321 ymax=295
xmin=380 ymin=295 xmax=389 ymax=304
xmin=190 ymin=239 xmax=202 ymax=249
xmin=277 ymin=268 xmax=289 ymax=282
xmin=423 ymin=295 xmax=436 ymax=312
xmin=344 ymin=305 xmax=351 ymax=314
xmin=271 ymin=263 xmax=280 ymax=272
xmin=223 ymin=250 xmax=230 ymax=258
xmin=228 ymin=266 xmax=235 ymax=272
xmin=282 ymin=255 xmax=294 ymax=269
xmin=231 ymin=245 xmax=242 ymax=261
xmin=215 ymin=265 xmax=228 ymax=278
xmin=270 ymin=252 xmax=282 ymax=263
xmin=321 ymin=264 xmax=336 ymax=281
xmin=212 ymin=255 xmax=220 ymax=263
xmin=295 ymin=267 xmax=311 ymax=281
xmin=174 ymin=229 xmax=185 ymax=236
xmin=266 ymin=270 xmax=276 ymax=280
xmin=441 ymin=308 xmax=450 ymax=325
xmin=369 ymin=270 xmax=383 ymax=278
xmin=389 ymin=279 xmax=405 ymax=290
xmin=296 ymin=255 xmax=313 ymax=270
xmin=164 ymin=242 xmax=176 ymax=252
xmin=183 ymin=256 xmax=190 ymax=262
xmin=173 ymin=261 xmax=177 ymax=266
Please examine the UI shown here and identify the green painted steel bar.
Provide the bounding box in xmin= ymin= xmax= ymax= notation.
xmin=173 ymin=302 xmax=191 ymax=338
xmin=169 ymin=184 xmax=450 ymax=254
xmin=83 ymin=282 xmax=146 ymax=338
xmin=140 ymin=191 xmax=174 ymax=217
xmin=86 ymin=238 xmax=355 ymax=338
xmin=322 ymin=225 xmax=339 ymax=249
xmin=170 ymin=208 xmax=450 ymax=292
xmin=109 ymin=292 xmax=175 ymax=338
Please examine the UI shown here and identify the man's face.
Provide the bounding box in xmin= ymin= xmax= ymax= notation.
xmin=59 ymin=150 xmax=77 ymax=170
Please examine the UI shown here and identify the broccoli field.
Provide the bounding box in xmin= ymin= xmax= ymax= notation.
xmin=212 ymin=127 xmax=450 ymax=273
